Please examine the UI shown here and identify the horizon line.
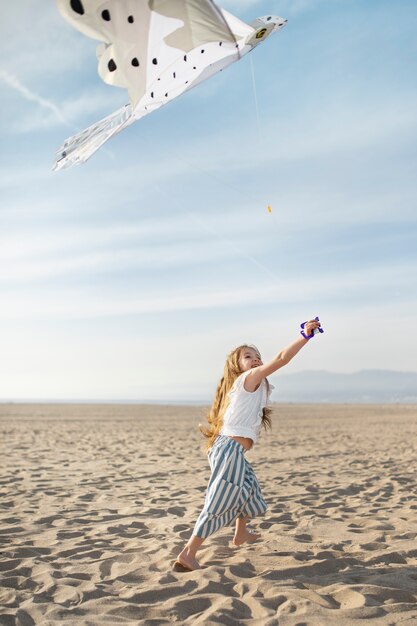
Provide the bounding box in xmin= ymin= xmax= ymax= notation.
xmin=1 ymin=399 xmax=416 ymax=406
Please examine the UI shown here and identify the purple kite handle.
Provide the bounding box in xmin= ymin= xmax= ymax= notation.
xmin=300 ymin=316 xmax=324 ymax=339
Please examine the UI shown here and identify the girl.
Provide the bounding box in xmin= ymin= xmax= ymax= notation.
xmin=175 ymin=318 xmax=321 ymax=571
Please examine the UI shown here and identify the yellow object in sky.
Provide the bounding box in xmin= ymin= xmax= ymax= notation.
xmin=267 ymin=205 xmax=272 ymax=213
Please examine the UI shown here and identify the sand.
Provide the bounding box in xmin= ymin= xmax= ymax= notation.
xmin=1 ymin=403 xmax=417 ymax=626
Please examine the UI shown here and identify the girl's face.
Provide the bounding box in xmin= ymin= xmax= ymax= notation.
xmin=239 ymin=347 xmax=263 ymax=372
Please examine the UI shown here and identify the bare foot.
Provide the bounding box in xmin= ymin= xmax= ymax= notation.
xmin=174 ymin=547 xmax=201 ymax=571
xmin=232 ymin=528 xmax=261 ymax=547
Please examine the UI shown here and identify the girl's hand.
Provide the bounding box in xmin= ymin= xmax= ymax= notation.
xmin=247 ymin=318 xmax=324 ymax=384
xmin=302 ymin=318 xmax=321 ymax=339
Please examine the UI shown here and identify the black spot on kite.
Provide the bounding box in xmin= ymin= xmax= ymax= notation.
xmin=131 ymin=58 xmax=139 ymax=67
xmin=108 ymin=59 xmax=117 ymax=72
xmin=152 ymin=58 xmax=158 ymax=65
xmin=193 ymin=66 xmax=196 ymax=69
xmin=70 ymin=0 xmax=84 ymax=15
xmin=101 ymin=9 xmax=111 ymax=21
xmin=201 ymin=49 xmax=205 ymax=53
xmin=173 ymin=72 xmax=176 ymax=78
xmin=128 ymin=15 xmax=134 ymax=23
xmin=165 ymin=93 xmax=168 ymax=97
xmin=184 ymin=55 xmax=187 ymax=61
xmin=151 ymin=92 xmax=154 ymax=98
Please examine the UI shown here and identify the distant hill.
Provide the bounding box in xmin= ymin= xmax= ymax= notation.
xmin=271 ymin=370 xmax=417 ymax=403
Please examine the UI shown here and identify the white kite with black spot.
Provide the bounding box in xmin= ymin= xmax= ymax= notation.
xmin=53 ymin=0 xmax=287 ymax=171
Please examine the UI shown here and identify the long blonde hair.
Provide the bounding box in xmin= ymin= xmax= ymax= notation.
xmin=199 ymin=344 xmax=272 ymax=450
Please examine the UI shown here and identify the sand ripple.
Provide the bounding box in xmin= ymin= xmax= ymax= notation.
xmin=1 ymin=403 xmax=416 ymax=625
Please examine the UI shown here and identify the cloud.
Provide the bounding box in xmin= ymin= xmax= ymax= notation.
xmin=0 ymin=205 xmax=282 ymax=286
xmin=0 ymin=3 xmax=122 ymax=135
xmin=0 ymin=283 xmax=289 ymax=321
xmin=1 ymin=256 xmax=415 ymax=321
xmin=191 ymin=95 xmax=417 ymax=172
xmin=0 ymin=69 xmax=74 ymax=130
xmin=0 ymin=238 xmax=247 ymax=284
xmin=15 ymin=90 xmax=125 ymax=134
xmin=0 ymin=69 xmax=126 ymax=136
xmin=0 ymin=1 xmax=92 ymax=82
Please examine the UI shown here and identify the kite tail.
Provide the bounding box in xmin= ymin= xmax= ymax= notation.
xmin=53 ymin=104 xmax=134 ymax=171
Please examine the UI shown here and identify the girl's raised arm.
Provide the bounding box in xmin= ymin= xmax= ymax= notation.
xmin=244 ymin=319 xmax=321 ymax=392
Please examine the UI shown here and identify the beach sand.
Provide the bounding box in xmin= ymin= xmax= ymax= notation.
xmin=1 ymin=403 xmax=417 ymax=625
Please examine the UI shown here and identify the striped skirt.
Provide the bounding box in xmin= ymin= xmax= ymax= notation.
xmin=193 ymin=435 xmax=267 ymax=539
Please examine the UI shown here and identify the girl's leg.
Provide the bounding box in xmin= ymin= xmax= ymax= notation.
xmin=176 ymin=534 xmax=205 ymax=570
xmin=176 ymin=438 xmax=249 ymax=569
xmin=233 ymin=515 xmax=261 ymax=546
xmin=233 ymin=458 xmax=267 ymax=546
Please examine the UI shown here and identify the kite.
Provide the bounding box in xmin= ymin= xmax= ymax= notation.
xmin=53 ymin=0 xmax=287 ymax=171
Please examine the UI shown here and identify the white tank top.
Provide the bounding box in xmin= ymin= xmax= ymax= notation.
xmin=220 ymin=370 xmax=274 ymax=444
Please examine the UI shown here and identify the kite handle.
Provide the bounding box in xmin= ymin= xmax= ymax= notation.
xmin=300 ymin=316 xmax=324 ymax=340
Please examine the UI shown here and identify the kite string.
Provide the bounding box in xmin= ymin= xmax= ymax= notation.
xmin=173 ymin=152 xmax=283 ymax=233
xmin=249 ymin=55 xmax=261 ymax=135
xmin=152 ymin=182 xmax=281 ymax=283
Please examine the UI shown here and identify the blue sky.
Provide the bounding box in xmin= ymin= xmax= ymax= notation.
xmin=1 ymin=0 xmax=416 ymax=401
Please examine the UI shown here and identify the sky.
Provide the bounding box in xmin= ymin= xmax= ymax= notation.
xmin=1 ymin=0 xmax=416 ymax=402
